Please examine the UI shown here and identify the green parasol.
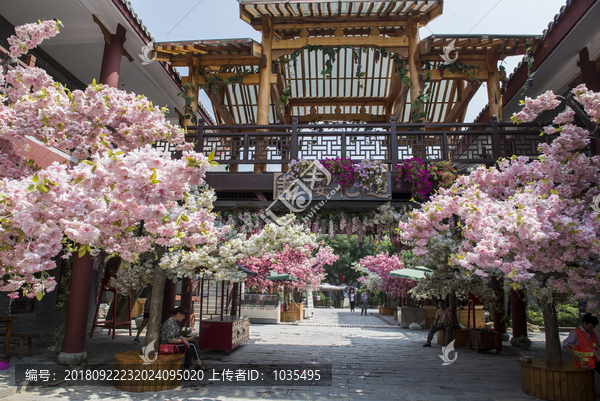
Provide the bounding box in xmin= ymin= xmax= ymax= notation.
xmin=389 ymin=266 xmax=433 ymax=281
xmin=268 ymin=270 xmax=298 ymax=281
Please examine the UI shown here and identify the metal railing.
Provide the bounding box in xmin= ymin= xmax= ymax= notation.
xmin=156 ymin=117 xmax=576 ymax=167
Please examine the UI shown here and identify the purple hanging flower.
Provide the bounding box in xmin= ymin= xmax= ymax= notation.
xmin=440 ymin=68 xmax=444 ymax=78
xmin=354 ymin=51 xmax=359 ymax=64
xmin=471 ymin=81 xmax=475 ymax=91
xmin=293 ymin=59 xmax=297 ymax=68
xmin=528 ymin=78 xmax=534 ymax=92
xmin=357 ymin=64 xmax=362 ymax=76
xmin=515 ymin=40 xmax=519 ymax=55
xmin=419 ymin=73 xmax=424 ymax=87
xmin=374 ymin=49 xmax=380 ymax=64
xmin=231 ymin=84 xmax=236 ymax=93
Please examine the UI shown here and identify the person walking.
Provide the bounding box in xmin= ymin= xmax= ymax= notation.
xmin=133 ymin=289 xmax=151 ymax=344
xmin=349 ymin=288 xmax=356 ymax=314
xmin=564 ymin=313 xmax=600 ymax=374
xmin=423 ymin=300 xmax=453 ymax=347
xmin=360 ymin=290 xmax=370 ymax=316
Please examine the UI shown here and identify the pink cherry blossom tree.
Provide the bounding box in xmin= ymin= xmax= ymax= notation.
xmin=354 ymin=253 xmax=417 ymax=304
xmin=400 ymin=85 xmax=600 ymax=365
xmin=0 ymin=20 xmax=225 ymax=347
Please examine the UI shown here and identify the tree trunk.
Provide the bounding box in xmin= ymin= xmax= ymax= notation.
xmin=145 ymin=247 xmax=167 ymax=347
xmin=542 ymin=301 xmax=563 ymax=366
xmin=106 ymin=288 xmax=142 ymax=326
xmin=230 ymin=283 xmax=239 ymax=316
xmin=449 ymin=292 xmax=460 ymax=329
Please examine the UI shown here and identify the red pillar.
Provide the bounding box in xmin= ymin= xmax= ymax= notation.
xmin=180 ymin=278 xmax=194 ymax=327
xmin=99 ymin=24 xmax=126 ymax=88
xmin=161 ymin=278 xmax=177 ymax=324
xmin=510 ymin=289 xmax=527 ymax=339
xmin=488 ymin=277 xmax=506 ymax=334
xmin=61 ymin=253 xmax=94 ymax=354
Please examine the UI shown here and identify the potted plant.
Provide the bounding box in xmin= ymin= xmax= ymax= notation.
xmin=514 ymin=335 xmax=532 ymax=350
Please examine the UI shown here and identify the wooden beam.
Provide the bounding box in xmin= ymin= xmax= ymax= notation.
xmin=272 ymin=20 xmax=408 ymax=30
xmin=393 ymin=82 xmax=410 ymax=121
xmin=249 ymin=15 xmax=429 ymax=28
xmin=207 ymin=90 xmax=235 ymax=126
xmin=407 ymin=13 xmax=421 ymax=116
xmin=184 ymin=57 xmax=199 ymax=127
xmin=485 ymin=51 xmax=503 ymax=122
xmin=271 ymin=36 xmax=409 ymax=51
xmin=255 ymin=16 xmax=274 ymax=174
xmin=386 ymin=66 xmax=402 ymax=114
xmin=429 ymin=69 xmax=491 ymax=81
xmin=290 ymin=97 xmax=387 ymax=107
xmin=443 ymin=81 xmax=480 ymax=123
xmin=168 ymin=54 xmax=260 ymax=67
xmin=182 ymin=73 xmax=276 ymax=86
xmin=298 ymin=113 xmax=387 ymax=123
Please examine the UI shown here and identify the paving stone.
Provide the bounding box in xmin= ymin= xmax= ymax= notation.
xmin=0 ymin=309 xmax=560 ymax=401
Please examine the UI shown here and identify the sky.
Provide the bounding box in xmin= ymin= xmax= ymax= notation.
xmin=129 ymin=0 xmax=569 ymax=123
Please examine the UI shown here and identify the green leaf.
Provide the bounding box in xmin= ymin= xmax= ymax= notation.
xmin=150 ymin=168 xmax=157 ymax=182
xmin=91 ymin=165 xmax=97 ymax=174
xmin=181 ymin=215 xmax=189 ymax=222
xmin=27 ymin=184 xmax=35 ymax=192
xmin=32 ymin=174 xmax=39 ymax=183
xmin=73 ymin=176 xmax=83 ymax=185
xmin=36 ymin=185 xmax=48 ymax=193
xmin=208 ymin=151 xmax=215 ymax=162
xmin=36 ymin=292 xmax=43 ymax=301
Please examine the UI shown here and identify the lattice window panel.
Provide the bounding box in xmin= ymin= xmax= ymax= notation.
xmin=345 ymin=135 xmax=390 ymax=161
xmin=297 ymin=135 xmax=344 ymax=160
xmin=448 ymin=135 xmax=494 ymax=161
xmin=10 ymin=297 xmax=35 ymax=314
xmin=202 ymin=136 xmax=246 ymax=162
xmin=246 ymin=136 xmax=292 ymax=161
xmin=397 ymin=135 xmax=445 ymax=161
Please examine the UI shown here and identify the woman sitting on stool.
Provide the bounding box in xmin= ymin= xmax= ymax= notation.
xmin=160 ymin=305 xmax=209 ymax=371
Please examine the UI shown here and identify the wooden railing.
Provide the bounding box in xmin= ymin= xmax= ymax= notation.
xmin=156 ymin=117 xmax=575 ymax=168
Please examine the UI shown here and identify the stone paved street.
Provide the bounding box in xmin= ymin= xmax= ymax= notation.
xmin=1 ymin=308 xmax=595 ymax=401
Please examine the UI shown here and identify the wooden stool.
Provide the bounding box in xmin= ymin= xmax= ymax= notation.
xmin=437 ymin=328 xmax=468 ymax=347
xmin=114 ymin=350 xmax=184 ymax=392
xmin=9 ymin=334 xmax=38 ymax=359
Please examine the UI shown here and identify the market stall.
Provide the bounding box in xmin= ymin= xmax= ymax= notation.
xmin=197 ymin=266 xmax=255 ymax=355
xmin=240 ymin=294 xmax=280 ymax=324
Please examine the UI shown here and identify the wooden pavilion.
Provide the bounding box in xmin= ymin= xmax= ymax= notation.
xmin=154 ymin=1 xmax=538 ymax=127
xmin=152 ymin=1 xmax=548 ymax=203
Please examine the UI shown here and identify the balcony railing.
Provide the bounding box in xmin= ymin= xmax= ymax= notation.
xmin=158 ymin=117 xmax=580 ymax=167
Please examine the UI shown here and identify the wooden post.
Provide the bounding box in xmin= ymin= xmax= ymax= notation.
xmin=488 ymin=277 xmax=507 ymax=334
xmin=180 ymin=277 xmax=194 ymax=327
xmin=485 ymin=51 xmax=503 ymax=122
xmin=254 ymin=16 xmax=274 ymax=174
xmin=99 ymin=24 xmax=126 ymax=88
xmin=161 ymin=279 xmax=177 ymax=324
xmin=510 ymin=289 xmax=527 ymax=340
xmin=60 ymin=252 xmax=94 ymax=361
xmin=407 ymin=13 xmax=422 ymax=109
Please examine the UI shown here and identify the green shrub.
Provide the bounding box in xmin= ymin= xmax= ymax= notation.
xmin=556 ymin=303 xmax=580 ymax=327
xmin=526 ymin=302 xmax=580 ymax=327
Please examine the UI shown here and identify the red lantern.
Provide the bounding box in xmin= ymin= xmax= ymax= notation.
xmin=340 ymin=274 xmax=344 ymax=283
